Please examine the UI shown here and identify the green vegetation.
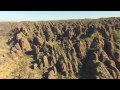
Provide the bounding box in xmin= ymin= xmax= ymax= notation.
xmin=78 ymin=58 xmax=83 ymax=71
xmin=113 ymin=30 xmax=120 ymax=42
xmin=57 ymin=72 xmax=62 ymax=79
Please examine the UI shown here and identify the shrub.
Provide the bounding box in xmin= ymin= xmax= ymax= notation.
xmin=113 ymin=30 xmax=120 ymax=42
xmin=78 ymin=58 xmax=83 ymax=71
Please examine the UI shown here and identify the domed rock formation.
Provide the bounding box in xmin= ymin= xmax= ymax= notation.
xmin=1 ymin=17 xmax=120 ymax=79
xmin=19 ymin=37 xmax=32 ymax=52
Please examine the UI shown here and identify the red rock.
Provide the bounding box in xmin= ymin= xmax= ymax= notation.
xmin=19 ymin=37 xmax=31 ymax=52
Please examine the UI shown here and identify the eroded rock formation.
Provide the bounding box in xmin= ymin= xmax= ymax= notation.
xmin=2 ymin=17 xmax=120 ymax=79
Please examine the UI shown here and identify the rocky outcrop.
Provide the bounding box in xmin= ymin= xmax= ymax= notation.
xmin=11 ymin=46 xmax=21 ymax=54
xmin=16 ymin=32 xmax=25 ymax=41
xmin=114 ymin=50 xmax=120 ymax=62
xmin=48 ymin=70 xmax=56 ymax=79
xmin=33 ymin=36 xmax=43 ymax=45
xmin=20 ymin=27 xmax=29 ymax=36
xmin=68 ymin=61 xmax=74 ymax=76
xmin=42 ymin=25 xmax=54 ymax=42
xmin=48 ymin=55 xmax=57 ymax=67
xmin=33 ymin=63 xmax=38 ymax=69
xmin=53 ymin=66 xmax=57 ymax=75
xmin=14 ymin=43 xmax=21 ymax=51
xmin=85 ymin=58 xmax=113 ymax=79
xmin=19 ymin=37 xmax=31 ymax=52
xmin=104 ymin=41 xmax=115 ymax=56
xmin=60 ymin=60 xmax=68 ymax=77
xmin=72 ymin=62 xmax=79 ymax=74
xmin=47 ymin=66 xmax=58 ymax=79
xmin=42 ymin=56 xmax=49 ymax=68
xmin=6 ymin=17 xmax=120 ymax=79
xmin=32 ymin=45 xmax=40 ymax=60
xmin=11 ymin=43 xmax=22 ymax=54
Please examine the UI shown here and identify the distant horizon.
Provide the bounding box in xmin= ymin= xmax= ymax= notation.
xmin=0 ymin=17 xmax=119 ymax=22
xmin=0 ymin=11 xmax=120 ymax=22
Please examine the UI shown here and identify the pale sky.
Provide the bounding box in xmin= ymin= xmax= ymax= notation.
xmin=0 ymin=11 xmax=120 ymax=21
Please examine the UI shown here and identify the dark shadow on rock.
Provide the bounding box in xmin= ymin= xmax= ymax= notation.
xmin=29 ymin=61 xmax=37 ymax=69
xmin=42 ymin=72 xmax=49 ymax=79
xmin=7 ymin=37 xmax=16 ymax=45
xmin=7 ymin=28 xmax=20 ymax=45
xmin=25 ymin=51 xmax=34 ymax=55
xmin=30 ymin=65 xmax=34 ymax=69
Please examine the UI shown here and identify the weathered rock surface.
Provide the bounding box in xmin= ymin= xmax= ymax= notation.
xmin=1 ymin=17 xmax=120 ymax=79
xmin=19 ymin=37 xmax=31 ymax=52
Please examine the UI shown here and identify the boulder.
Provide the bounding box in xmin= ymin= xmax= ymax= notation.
xmin=48 ymin=70 xmax=56 ymax=79
xmin=34 ymin=36 xmax=43 ymax=45
xmin=61 ymin=62 xmax=67 ymax=72
xmin=52 ymin=55 xmax=57 ymax=64
xmin=11 ymin=46 xmax=21 ymax=54
xmin=34 ymin=63 xmax=38 ymax=69
xmin=59 ymin=60 xmax=68 ymax=77
xmin=107 ymin=69 xmax=117 ymax=79
xmin=68 ymin=62 xmax=74 ymax=76
xmin=33 ymin=45 xmax=40 ymax=60
xmin=114 ymin=50 xmax=120 ymax=62
xmin=43 ymin=56 xmax=49 ymax=68
xmin=16 ymin=32 xmax=25 ymax=41
xmin=72 ymin=62 xmax=79 ymax=74
xmin=105 ymin=41 xmax=114 ymax=56
xmin=19 ymin=37 xmax=32 ymax=52
xmin=14 ymin=43 xmax=21 ymax=51
xmin=39 ymin=62 xmax=43 ymax=69
xmin=53 ymin=66 xmax=57 ymax=75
